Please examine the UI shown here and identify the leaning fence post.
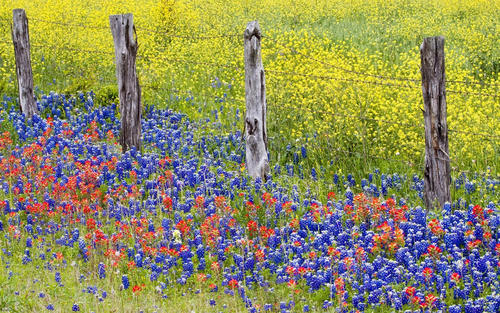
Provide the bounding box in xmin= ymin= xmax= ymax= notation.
xmin=244 ymin=21 xmax=269 ymax=180
xmin=12 ymin=9 xmax=37 ymax=119
xmin=420 ymin=36 xmax=451 ymax=210
xmin=109 ymin=13 xmax=141 ymax=153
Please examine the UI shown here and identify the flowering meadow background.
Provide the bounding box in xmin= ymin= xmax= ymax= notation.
xmin=0 ymin=0 xmax=499 ymax=312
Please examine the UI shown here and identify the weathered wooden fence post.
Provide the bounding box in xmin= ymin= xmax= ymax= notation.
xmin=110 ymin=13 xmax=141 ymax=153
xmin=420 ymin=36 xmax=451 ymax=209
xmin=12 ymin=9 xmax=37 ymax=119
xmin=244 ymin=21 xmax=269 ymax=180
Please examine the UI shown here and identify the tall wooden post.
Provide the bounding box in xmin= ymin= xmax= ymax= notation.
xmin=244 ymin=21 xmax=269 ymax=180
xmin=420 ymin=36 xmax=451 ymax=210
xmin=110 ymin=14 xmax=141 ymax=153
xmin=12 ymin=9 xmax=37 ymax=119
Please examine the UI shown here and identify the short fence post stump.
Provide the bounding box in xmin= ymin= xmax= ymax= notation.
xmin=244 ymin=21 xmax=269 ymax=180
xmin=12 ymin=8 xmax=37 ymax=119
xmin=110 ymin=13 xmax=141 ymax=153
xmin=420 ymin=36 xmax=451 ymax=210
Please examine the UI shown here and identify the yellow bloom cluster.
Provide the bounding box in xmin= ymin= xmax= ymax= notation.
xmin=0 ymin=0 xmax=498 ymax=169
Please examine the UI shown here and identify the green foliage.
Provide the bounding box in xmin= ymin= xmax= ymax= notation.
xmin=94 ymin=84 xmax=119 ymax=107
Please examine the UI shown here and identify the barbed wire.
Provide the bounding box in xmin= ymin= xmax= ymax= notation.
xmin=32 ymin=43 xmax=115 ymax=57
xmin=447 ymin=89 xmax=499 ymax=99
xmin=267 ymin=36 xmax=422 ymax=83
xmin=0 ymin=39 xmax=115 ymax=56
xmin=1 ymin=31 xmax=498 ymax=140
xmin=267 ymin=94 xmax=497 ymax=141
xmin=140 ymin=84 xmax=245 ymax=103
xmin=266 ymin=132 xmax=420 ymax=166
xmin=134 ymin=26 xmax=242 ymax=40
xmin=333 ymin=145 xmax=486 ymax=167
xmin=3 ymin=15 xmax=499 ymax=89
xmin=331 ymin=111 xmax=424 ymax=130
xmin=1 ymin=38 xmax=243 ymax=71
xmin=29 ymin=18 xmax=109 ymax=31
xmin=266 ymin=69 xmax=500 ymax=99
xmin=266 ymin=69 xmax=418 ymax=90
xmin=448 ymin=128 xmax=500 ymax=140
xmin=6 ymin=15 xmax=243 ymax=41
xmin=1 ymin=38 xmax=498 ymax=102
xmin=2 ymin=14 xmax=500 ymax=88
xmin=447 ymin=79 xmax=499 ymax=88
xmin=138 ymin=53 xmax=243 ymax=71
xmin=266 ymin=36 xmax=499 ymax=89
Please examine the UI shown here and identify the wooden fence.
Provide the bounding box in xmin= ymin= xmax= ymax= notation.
xmin=7 ymin=8 xmax=472 ymax=209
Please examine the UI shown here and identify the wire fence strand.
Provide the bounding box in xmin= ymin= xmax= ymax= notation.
xmin=29 ymin=18 xmax=109 ymax=31
xmin=138 ymin=53 xmax=244 ymax=71
xmin=267 ymin=69 xmax=500 ymax=99
xmin=266 ymin=36 xmax=499 ymax=89
xmin=0 ymin=20 xmax=498 ymax=146
xmin=447 ymin=89 xmax=499 ymax=99
xmin=266 ymin=69 xmax=419 ymax=90
xmin=267 ymin=36 xmax=422 ymax=83
xmin=134 ymin=26 xmax=242 ymax=41
xmin=1 ymin=15 xmax=499 ymax=88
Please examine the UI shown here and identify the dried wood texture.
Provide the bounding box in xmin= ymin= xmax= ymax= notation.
xmin=12 ymin=9 xmax=36 ymax=119
xmin=244 ymin=21 xmax=269 ymax=180
xmin=110 ymin=14 xmax=141 ymax=153
xmin=420 ymin=36 xmax=451 ymax=210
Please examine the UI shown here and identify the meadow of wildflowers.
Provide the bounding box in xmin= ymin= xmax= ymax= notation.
xmin=0 ymin=0 xmax=499 ymax=312
xmin=0 ymin=91 xmax=498 ymax=312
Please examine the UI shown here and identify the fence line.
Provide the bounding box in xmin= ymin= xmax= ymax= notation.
xmin=267 ymin=96 xmax=497 ymax=141
xmin=0 ymin=39 xmax=115 ymax=56
xmin=1 ymin=39 xmax=497 ymax=141
xmin=267 ymin=36 xmax=422 ymax=83
xmin=267 ymin=69 xmax=500 ymax=99
xmin=448 ymin=128 xmax=500 ymax=140
xmin=447 ymin=89 xmax=499 ymax=99
xmin=30 ymin=18 xmax=109 ymax=30
xmin=31 ymin=43 xmax=114 ymax=57
xmin=138 ymin=54 xmax=243 ymax=71
xmin=134 ymin=26 xmax=241 ymax=40
xmin=266 ymin=69 xmax=420 ymax=90
xmin=1 ymin=16 xmax=499 ymax=88
xmin=331 ymin=111 xmax=424 ymax=130
xmin=141 ymin=85 xmax=246 ymax=104
xmin=447 ymin=79 xmax=499 ymax=88
xmin=1 ymin=38 xmax=242 ymax=70
xmin=1 ymin=19 xmax=498 ymax=146
xmin=23 ymin=16 xmax=242 ymax=41
xmin=267 ymin=36 xmax=500 ymax=89
xmin=1 ymin=38 xmax=498 ymax=102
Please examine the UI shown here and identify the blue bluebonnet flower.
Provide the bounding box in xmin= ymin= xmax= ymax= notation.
xmin=122 ymin=275 xmax=129 ymax=290
xmin=98 ymin=262 xmax=105 ymax=279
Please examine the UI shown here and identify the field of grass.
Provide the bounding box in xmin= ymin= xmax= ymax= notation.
xmin=0 ymin=0 xmax=499 ymax=312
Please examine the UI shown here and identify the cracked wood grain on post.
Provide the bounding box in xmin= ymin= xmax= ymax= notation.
xmin=12 ymin=9 xmax=37 ymax=119
xmin=110 ymin=13 xmax=141 ymax=153
xmin=420 ymin=36 xmax=451 ymax=210
xmin=244 ymin=21 xmax=270 ymax=180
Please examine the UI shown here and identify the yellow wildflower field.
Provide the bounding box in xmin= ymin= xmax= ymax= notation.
xmin=0 ymin=0 xmax=498 ymax=170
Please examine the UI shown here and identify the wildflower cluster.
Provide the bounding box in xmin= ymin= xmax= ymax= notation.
xmin=0 ymin=93 xmax=498 ymax=312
